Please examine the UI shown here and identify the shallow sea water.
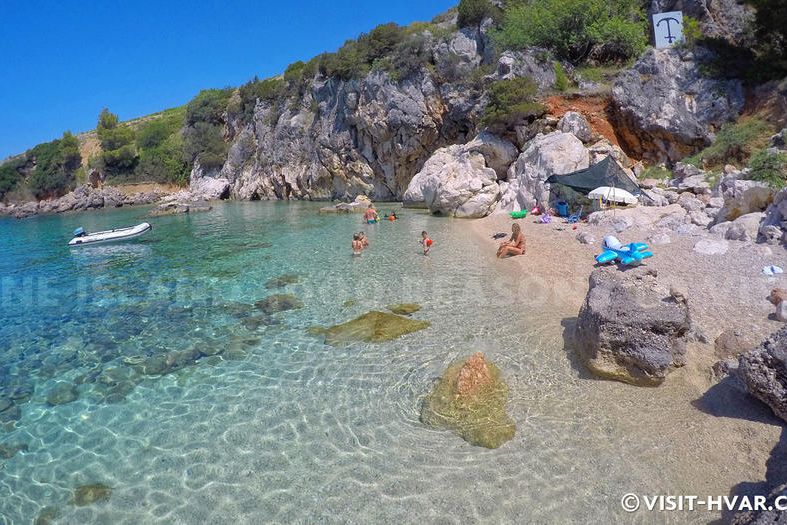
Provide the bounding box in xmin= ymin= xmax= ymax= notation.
xmin=0 ymin=202 xmax=747 ymax=523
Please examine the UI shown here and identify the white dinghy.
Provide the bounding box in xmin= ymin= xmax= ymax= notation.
xmin=68 ymin=222 xmax=152 ymax=246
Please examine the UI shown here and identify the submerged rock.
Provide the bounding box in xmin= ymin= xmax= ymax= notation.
xmin=254 ymin=294 xmax=303 ymax=314
xmin=34 ymin=506 xmax=60 ymax=525
xmin=387 ymin=303 xmax=421 ymax=315
xmin=322 ymin=311 xmax=430 ymax=345
xmin=420 ymin=352 xmax=515 ymax=449
xmin=72 ymin=484 xmax=112 ymax=506
xmin=576 ymin=268 xmax=691 ymax=386
xmin=46 ymin=382 xmax=78 ymax=406
xmin=0 ymin=441 xmax=27 ymax=459
xmin=738 ymin=326 xmax=787 ymax=423
xmin=265 ymin=274 xmax=300 ymax=289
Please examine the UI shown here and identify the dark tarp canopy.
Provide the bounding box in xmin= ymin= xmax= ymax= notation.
xmin=545 ymin=156 xmax=640 ymax=196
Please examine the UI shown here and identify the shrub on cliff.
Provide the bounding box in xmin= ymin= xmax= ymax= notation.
xmin=238 ymin=77 xmax=285 ymax=120
xmin=28 ymin=132 xmax=81 ymax=199
xmin=319 ymin=22 xmax=412 ymax=80
xmin=749 ymin=149 xmax=787 ymax=189
xmin=185 ymin=89 xmax=232 ymax=126
xmin=457 ymin=0 xmax=500 ymax=28
xmin=183 ymin=89 xmax=232 ymax=170
xmin=684 ymin=117 xmax=773 ymax=169
xmin=481 ymin=78 xmax=547 ymax=132
xmin=183 ymin=121 xmax=227 ymax=170
xmin=97 ymin=108 xmax=137 ymax=175
xmin=493 ymin=0 xmax=647 ymax=63
xmin=0 ymin=157 xmax=25 ymax=200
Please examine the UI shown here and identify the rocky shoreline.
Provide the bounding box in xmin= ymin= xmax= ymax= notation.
xmin=0 ymin=185 xmax=170 ymax=219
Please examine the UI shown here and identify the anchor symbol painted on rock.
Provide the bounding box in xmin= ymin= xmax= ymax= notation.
xmin=656 ymin=17 xmax=681 ymax=43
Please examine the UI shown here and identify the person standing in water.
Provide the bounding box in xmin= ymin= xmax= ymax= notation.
xmin=496 ymin=223 xmax=526 ymax=258
xmin=352 ymin=233 xmax=364 ymax=256
xmin=420 ymin=231 xmax=433 ymax=256
xmin=363 ymin=204 xmax=379 ymax=224
xmin=359 ymin=231 xmax=369 ymax=248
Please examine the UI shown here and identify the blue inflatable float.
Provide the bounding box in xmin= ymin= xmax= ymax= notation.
xmin=595 ymin=235 xmax=653 ymax=266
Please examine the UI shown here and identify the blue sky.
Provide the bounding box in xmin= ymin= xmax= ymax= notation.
xmin=0 ymin=0 xmax=456 ymax=159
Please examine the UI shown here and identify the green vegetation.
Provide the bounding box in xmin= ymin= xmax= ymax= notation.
xmin=553 ymin=62 xmax=569 ymax=91
xmin=680 ymin=16 xmax=703 ymax=47
xmin=237 ymin=77 xmax=285 ymax=120
xmin=749 ymin=149 xmax=787 ymax=189
xmin=28 ymin=132 xmax=82 ymax=199
xmin=0 ymin=157 xmax=26 ymax=200
xmin=133 ymin=107 xmax=189 ymax=184
xmin=639 ymin=165 xmax=673 ymax=180
xmin=96 ymin=108 xmax=137 ymax=176
xmin=183 ymin=89 xmax=232 ymax=170
xmin=457 ymin=0 xmax=500 ymax=28
xmin=684 ymin=117 xmax=774 ymax=169
xmin=493 ymin=0 xmax=647 ymax=63
xmin=481 ymin=78 xmax=547 ymax=132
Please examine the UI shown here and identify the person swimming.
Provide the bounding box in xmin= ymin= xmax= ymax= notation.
xmin=420 ymin=230 xmax=433 ymax=256
xmin=387 ymin=211 xmax=397 ymax=221
xmin=496 ymin=223 xmax=526 ymax=258
xmin=352 ymin=233 xmax=363 ymax=256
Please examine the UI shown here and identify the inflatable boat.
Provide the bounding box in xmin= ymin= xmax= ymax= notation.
xmin=68 ymin=222 xmax=152 ymax=246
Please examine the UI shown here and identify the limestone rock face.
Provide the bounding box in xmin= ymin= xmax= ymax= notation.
xmin=421 ymin=352 xmax=515 ymax=448
xmin=576 ymin=268 xmax=691 ymax=386
xmin=403 ymin=132 xmax=516 ymax=218
xmin=557 ymin=111 xmax=593 ymax=143
xmin=183 ymin=23 xmax=560 ymax=203
xmin=647 ymin=0 xmax=754 ymax=45
xmin=738 ymin=326 xmax=787 ymax=423
xmin=611 ymin=47 xmax=744 ymax=163
xmin=499 ymin=131 xmax=589 ymax=212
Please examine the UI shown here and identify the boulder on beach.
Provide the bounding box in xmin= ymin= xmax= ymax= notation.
xmin=321 ymin=311 xmax=430 ymax=345
xmin=420 ymin=352 xmax=515 ymax=449
xmin=576 ymin=267 xmax=691 ymax=386
xmin=738 ymin=326 xmax=787 ymax=423
xmin=403 ymin=132 xmax=516 ymax=218
xmin=254 ymin=294 xmax=303 ymax=314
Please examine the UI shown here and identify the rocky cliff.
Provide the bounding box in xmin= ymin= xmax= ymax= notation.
xmin=189 ymin=19 xmax=559 ymax=203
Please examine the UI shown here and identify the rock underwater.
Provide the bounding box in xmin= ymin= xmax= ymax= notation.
xmin=319 ymin=311 xmax=430 ymax=345
xmin=421 ymin=352 xmax=515 ymax=449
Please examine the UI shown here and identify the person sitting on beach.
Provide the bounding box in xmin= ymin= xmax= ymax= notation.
xmin=497 ymin=223 xmax=526 ymax=258
xmin=352 ymin=233 xmax=363 ymax=256
xmin=363 ymin=205 xmax=379 ymax=224
xmin=420 ymin=230 xmax=433 ymax=256
xmin=359 ymin=231 xmax=369 ymax=248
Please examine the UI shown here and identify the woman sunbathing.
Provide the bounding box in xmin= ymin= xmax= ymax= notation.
xmin=497 ymin=223 xmax=526 ymax=258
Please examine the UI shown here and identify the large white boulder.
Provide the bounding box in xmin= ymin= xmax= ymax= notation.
xmin=499 ymin=131 xmax=589 ymax=212
xmin=403 ymin=132 xmax=517 ymax=218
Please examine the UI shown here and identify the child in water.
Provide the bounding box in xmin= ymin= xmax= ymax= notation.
xmin=352 ymin=233 xmax=363 ymax=256
xmin=420 ymin=230 xmax=433 ymax=256
xmin=359 ymin=231 xmax=369 ymax=248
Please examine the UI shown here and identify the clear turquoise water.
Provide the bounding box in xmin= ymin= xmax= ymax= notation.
xmin=0 ymin=202 xmax=732 ymax=523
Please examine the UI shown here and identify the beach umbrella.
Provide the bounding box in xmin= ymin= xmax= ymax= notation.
xmin=588 ymin=186 xmax=639 ymax=205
